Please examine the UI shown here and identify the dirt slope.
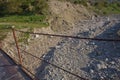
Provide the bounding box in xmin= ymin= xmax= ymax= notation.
xmin=48 ymin=0 xmax=93 ymax=33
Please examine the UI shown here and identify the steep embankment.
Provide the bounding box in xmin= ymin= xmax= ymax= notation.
xmin=48 ymin=0 xmax=93 ymax=33
xmin=2 ymin=0 xmax=120 ymax=80
xmin=37 ymin=15 xmax=120 ymax=80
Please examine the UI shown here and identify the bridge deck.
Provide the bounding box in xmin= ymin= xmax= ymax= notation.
xmin=0 ymin=49 xmax=32 ymax=80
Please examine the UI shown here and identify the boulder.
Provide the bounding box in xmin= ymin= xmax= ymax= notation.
xmin=117 ymin=30 xmax=120 ymax=36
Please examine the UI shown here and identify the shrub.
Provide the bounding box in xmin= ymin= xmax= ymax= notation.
xmin=0 ymin=0 xmax=49 ymax=16
xmin=66 ymin=0 xmax=88 ymax=6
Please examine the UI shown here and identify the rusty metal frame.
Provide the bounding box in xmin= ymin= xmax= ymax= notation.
xmin=12 ymin=27 xmax=22 ymax=65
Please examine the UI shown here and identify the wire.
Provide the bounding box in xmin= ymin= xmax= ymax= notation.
xmin=0 ymin=49 xmax=34 ymax=80
xmin=19 ymin=64 xmax=39 ymax=80
xmin=0 ymin=64 xmax=17 ymax=67
xmin=14 ymin=29 xmax=120 ymax=80
xmin=20 ymin=49 xmax=89 ymax=80
xmin=15 ymin=29 xmax=120 ymax=42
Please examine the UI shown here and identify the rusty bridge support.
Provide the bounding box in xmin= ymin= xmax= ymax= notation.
xmin=12 ymin=26 xmax=22 ymax=65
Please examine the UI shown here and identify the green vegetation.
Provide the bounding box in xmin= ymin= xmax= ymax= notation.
xmin=0 ymin=15 xmax=49 ymax=41
xmin=0 ymin=15 xmax=48 ymax=28
xmin=91 ymin=0 xmax=120 ymax=15
xmin=0 ymin=0 xmax=120 ymax=41
xmin=18 ymin=28 xmax=33 ymax=44
xmin=0 ymin=25 xmax=10 ymax=41
xmin=0 ymin=0 xmax=49 ymax=29
xmin=63 ymin=0 xmax=120 ymax=15
xmin=0 ymin=0 xmax=49 ymax=41
xmin=67 ymin=0 xmax=88 ymax=6
xmin=0 ymin=0 xmax=49 ymax=16
xmin=59 ymin=0 xmax=87 ymax=6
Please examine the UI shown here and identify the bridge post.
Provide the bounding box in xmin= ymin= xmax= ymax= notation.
xmin=12 ymin=26 xmax=22 ymax=65
xmin=0 ymin=41 xmax=1 ymax=49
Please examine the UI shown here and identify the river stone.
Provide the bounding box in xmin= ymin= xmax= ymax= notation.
xmin=117 ymin=30 xmax=120 ymax=36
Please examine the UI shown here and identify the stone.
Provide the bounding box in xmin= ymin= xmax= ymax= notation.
xmin=55 ymin=45 xmax=61 ymax=49
xmin=42 ymin=54 xmax=46 ymax=58
xmin=27 ymin=38 xmax=30 ymax=42
xmin=111 ymin=61 xmax=115 ymax=65
xmin=25 ymin=45 xmax=29 ymax=50
xmin=8 ymin=50 xmax=14 ymax=56
xmin=107 ymin=17 xmax=110 ymax=21
xmin=90 ymin=69 xmax=94 ymax=73
xmin=35 ymin=34 xmax=39 ymax=38
xmin=117 ymin=30 xmax=120 ymax=36
xmin=100 ymin=76 xmax=104 ymax=79
xmin=61 ymin=78 xmax=64 ymax=80
xmin=49 ymin=71 xmax=52 ymax=75
xmin=68 ymin=38 xmax=72 ymax=40
xmin=50 ymin=36 xmax=54 ymax=38
xmin=105 ymin=58 xmax=109 ymax=62
xmin=97 ymin=64 xmax=101 ymax=70
xmin=97 ymin=63 xmax=107 ymax=70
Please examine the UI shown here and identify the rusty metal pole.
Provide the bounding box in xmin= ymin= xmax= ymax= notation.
xmin=0 ymin=41 xmax=1 ymax=49
xmin=12 ymin=26 xmax=22 ymax=65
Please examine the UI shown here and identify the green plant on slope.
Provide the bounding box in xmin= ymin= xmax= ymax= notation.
xmin=0 ymin=0 xmax=49 ymax=16
xmin=18 ymin=28 xmax=33 ymax=44
xmin=92 ymin=0 xmax=120 ymax=15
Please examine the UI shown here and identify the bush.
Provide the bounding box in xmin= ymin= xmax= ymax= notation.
xmin=0 ymin=0 xmax=49 ymax=16
xmin=92 ymin=0 xmax=120 ymax=15
xmin=67 ymin=0 xmax=88 ymax=6
xmin=32 ymin=0 xmax=49 ymax=15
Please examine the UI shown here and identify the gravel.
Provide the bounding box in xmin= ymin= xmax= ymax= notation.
xmin=2 ymin=14 xmax=120 ymax=80
xmin=36 ymin=15 xmax=120 ymax=80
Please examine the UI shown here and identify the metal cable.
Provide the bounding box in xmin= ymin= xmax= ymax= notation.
xmin=0 ymin=49 xmax=34 ymax=80
xmin=0 ymin=64 xmax=17 ymax=67
xmin=20 ymin=49 xmax=89 ymax=80
xmin=19 ymin=64 xmax=39 ymax=80
xmin=14 ymin=29 xmax=120 ymax=80
xmin=15 ymin=29 xmax=120 ymax=42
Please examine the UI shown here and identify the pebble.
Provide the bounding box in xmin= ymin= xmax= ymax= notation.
xmin=8 ymin=50 xmax=14 ymax=56
xmin=91 ymin=42 xmax=95 ymax=45
xmin=100 ymin=76 xmax=104 ymax=79
xmin=35 ymin=34 xmax=39 ymax=38
xmin=97 ymin=63 xmax=107 ymax=70
xmin=89 ymin=42 xmax=95 ymax=45
xmin=81 ymin=48 xmax=84 ymax=50
xmin=61 ymin=78 xmax=64 ymax=80
xmin=105 ymin=58 xmax=109 ymax=62
xmin=42 ymin=54 xmax=46 ymax=58
xmin=68 ymin=38 xmax=72 ymax=40
xmin=90 ymin=69 xmax=94 ymax=73
xmin=50 ymin=36 xmax=54 ymax=38
xmin=117 ymin=30 xmax=120 ymax=36
xmin=25 ymin=45 xmax=29 ymax=50
xmin=55 ymin=45 xmax=61 ymax=49
xmin=111 ymin=61 xmax=115 ymax=65
xmin=97 ymin=64 xmax=101 ymax=70
xmin=27 ymin=38 xmax=30 ymax=42
xmin=49 ymin=71 xmax=52 ymax=75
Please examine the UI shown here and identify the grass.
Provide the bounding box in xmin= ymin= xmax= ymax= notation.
xmin=0 ymin=15 xmax=49 ymax=41
xmin=0 ymin=15 xmax=49 ymax=28
xmin=63 ymin=0 xmax=120 ymax=15
xmin=92 ymin=2 xmax=120 ymax=15
xmin=0 ymin=25 xmax=10 ymax=41
xmin=18 ymin=28 xmax=33 ymax=44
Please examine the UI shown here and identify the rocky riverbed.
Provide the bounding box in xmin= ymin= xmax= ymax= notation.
xmin=35 ymin=15 xmax=120 ymax=80
xmin=2 ymin=15 xmax=120 ymax=80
